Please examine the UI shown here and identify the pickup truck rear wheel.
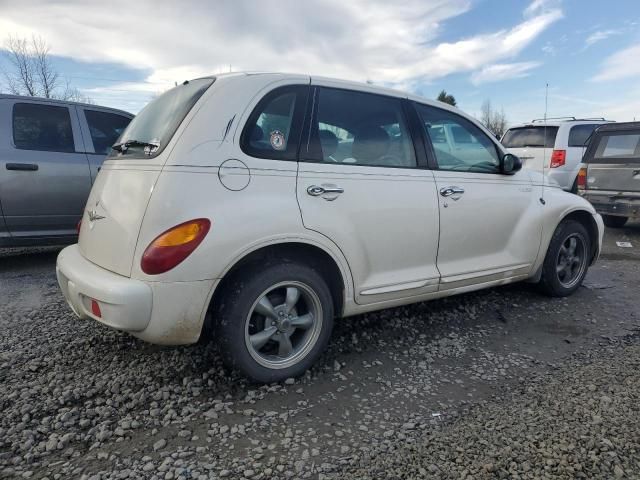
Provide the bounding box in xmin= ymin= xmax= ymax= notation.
xmin=215 ymin=262 xmax=334 ymax=383
xmin=539 ymin=220 xmax=591 ymax=297
xmin=602 ymin=215 xmax=628 ymax=228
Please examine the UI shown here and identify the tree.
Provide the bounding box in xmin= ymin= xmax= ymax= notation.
xmin=436 ymin=90 xmax=457 ymax=106
xmin=2 ymin=34 xmax=91 ymax=102
xmin=479 ymin=99 xmax=508 ymax=138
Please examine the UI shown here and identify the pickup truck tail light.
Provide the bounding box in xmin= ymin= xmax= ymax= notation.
xmin=577 ymin=167 xmax=587 ymax=190
xmin=141 ymin=218 xmax=211 ymax=275
xmin=550 ymin=149 xmax=566 ymax=168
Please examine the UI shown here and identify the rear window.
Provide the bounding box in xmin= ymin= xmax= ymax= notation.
xmin=501 ymin=126 xmax=558 ymax=148
xmin=111 ymin=78 xmax=214 ymax=158
xmin=568 ymin=124 xmax=599 ymax=147
xmin=595 ymin=133 xmax=640 ymax=159
xmin=13 ymin=103 xmax=75 ymax=152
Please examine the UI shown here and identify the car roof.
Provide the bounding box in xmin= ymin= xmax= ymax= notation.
xmin=593 ymin=121 xmax=640 ymax=133
xmin=0 ymin=93 xmax=133 ymax=117
xmin=507 ymin=118 xmax=614 ymax=129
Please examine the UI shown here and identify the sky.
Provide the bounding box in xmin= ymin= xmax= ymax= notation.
xmin=0 ymin=0 xmax=639 ymax=125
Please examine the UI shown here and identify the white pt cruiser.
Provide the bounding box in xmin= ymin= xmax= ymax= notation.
xmin=57 ymin=73 xmax=604 ymax=382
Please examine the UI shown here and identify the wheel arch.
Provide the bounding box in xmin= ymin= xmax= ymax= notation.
xmin=558 ymin=209 xmax=600 ymax=265
xmin=204 ymin=240 xmax=350 ymax=332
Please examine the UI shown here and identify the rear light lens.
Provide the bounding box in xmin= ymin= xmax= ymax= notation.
xmin=90 ymin=299 xmax=102 ymax=318
xmin=577 ymin=167 xmax=587 ymax=190
xmin=141 ymin=218 xmax=211 ymax=275
xmin=550 ymin=149 xmax=566 ymax=168
xmin=76 ymin=219 xmax=82 ymax=234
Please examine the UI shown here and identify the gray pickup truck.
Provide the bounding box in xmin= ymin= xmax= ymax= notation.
xmin=0 ymin=95 xmax=132 ymax=246
xmin=578 ymin=122 xmax=640 ymax=228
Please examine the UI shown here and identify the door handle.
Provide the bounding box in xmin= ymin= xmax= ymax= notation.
xmin=307 ymin=185 xmax=344 ymax=197
xmin=6 ymin=163 xmax=38 ymax=171
xmin=440 ymin=186 xmax=465 ymax=197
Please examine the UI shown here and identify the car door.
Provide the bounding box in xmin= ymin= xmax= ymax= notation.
xmin=297 ymin=83 xmax=440 ymax=305
xmin=412 ymin=101 xmax=541 ymax=289
xmin=0 ymin=100 xmax=91 ymax=239
xmin=77 ymin=107 xmax=132 ymax=182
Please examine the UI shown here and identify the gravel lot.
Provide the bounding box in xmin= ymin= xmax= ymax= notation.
xmin=1 ymin=223 xmax=639 ymax=479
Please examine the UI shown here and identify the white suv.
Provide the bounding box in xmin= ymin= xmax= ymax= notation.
xmin=56 ymin=73 xmax=603 ymax=382
xmin=502 ymin=117 xmax=613 ymax=192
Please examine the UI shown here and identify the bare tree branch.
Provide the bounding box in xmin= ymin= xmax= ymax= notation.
xmin=4 ymin=35 xmax=38 ymax=96
xmin=480 ymin=99 xmax=508 ymax=139
xmin=2 ymin=34 xmax=92 ymax=103
xmin=31 ymin=35 xmax=59 ymax=98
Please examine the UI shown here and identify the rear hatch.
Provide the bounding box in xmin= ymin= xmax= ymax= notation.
xmin=79 ymin=167 xmax=161 ymax=276
xmin=501 ymin=125 xmax=558 ymax=173
xmin=585 ymin=128 xmax=640 ymax=193
xmin=78 ymin=78 xmax=215 ymax=277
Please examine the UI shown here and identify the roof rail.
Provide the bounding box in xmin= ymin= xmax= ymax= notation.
xmin=531 ymin=116 xmax=576 ymax=123
xmin=530 ymin=116 xmax=610 ymax=123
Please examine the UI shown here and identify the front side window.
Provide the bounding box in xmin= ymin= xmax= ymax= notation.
xmin=568 ymin=124 xmax=599 ymax=147
xmin=595 ymin=133 xmax=640 ymax=159
xmin=415 ymin=103 xmax=500 ymax=173
xmin=112 ymin=77 xmax=214 ymax=158
xmin=305 ymin=88 xmax=416 ymax=168
xmin=13 ymin=103 xmax=75 ymax=152
xmin=84 ymin=110 xmax=132 ymax=154
xmin=502 ymin=126 xmax=558 ymax=148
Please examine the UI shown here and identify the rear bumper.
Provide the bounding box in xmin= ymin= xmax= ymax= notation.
xmin=581 ymin=192 xmax=640 ymax=219
xmin=56 ymin=245 xmax=215 ymax=345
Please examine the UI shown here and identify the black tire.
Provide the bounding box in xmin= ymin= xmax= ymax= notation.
xmin=538 ymin=220 xmax=591 ymax=297
xmin=602 ymin=215 xmax=628 ymax=228
xmin=215 ymin=262 xmax=334 ymax=383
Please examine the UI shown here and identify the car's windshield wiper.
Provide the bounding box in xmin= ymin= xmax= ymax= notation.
xmin=112 ymin=139 xmax=160 ymax=154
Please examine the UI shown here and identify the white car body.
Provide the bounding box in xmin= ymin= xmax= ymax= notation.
xmin=502 ymin=118 xmax=613 ymax=192
xmin=56 ymin=73 xmax=604 ymax=379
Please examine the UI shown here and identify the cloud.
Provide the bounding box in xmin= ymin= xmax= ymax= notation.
xmin=0 ymin=0 xmax=561 ymax=109
xmin=592 ymin=44 xmax=640 ymax=82
xmin=471 ymin=61 xmax=541 ymax=85
xmin=585 ymin=29 xmax=621 ymax=47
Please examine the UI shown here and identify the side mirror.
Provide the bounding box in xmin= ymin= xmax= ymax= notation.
xmin=501 ymin=153 xmax=522 ymax=175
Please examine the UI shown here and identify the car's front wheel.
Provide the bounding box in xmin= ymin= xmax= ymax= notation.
xmin=539 ymin=220 xmax=591 ymax=297
xmin=215 ymin=262 xmax=334 ymax=383
xmin=602 ymin=215 xmax=628 ymax=228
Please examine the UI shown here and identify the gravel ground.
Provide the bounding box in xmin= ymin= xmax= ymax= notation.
xmin=1 ymin=223 xmax=639 ymax=479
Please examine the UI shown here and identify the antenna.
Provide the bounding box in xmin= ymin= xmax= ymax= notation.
xmin=541 ymin=83 xmax=548 ymax=204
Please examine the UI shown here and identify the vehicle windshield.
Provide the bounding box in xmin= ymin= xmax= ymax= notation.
xmin=502 ymin=126 xmax=558 ymax=148
xmin=110 ymin=78 xmax=214 ymax=158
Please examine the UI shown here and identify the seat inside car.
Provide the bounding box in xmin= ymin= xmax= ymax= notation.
xmin=350 ymin=125 xmax=390 ymax=165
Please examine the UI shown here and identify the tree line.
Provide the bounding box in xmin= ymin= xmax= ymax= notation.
xmin=1 ymin=35 xmax=91 ymax=103
xmin=436 ymin=89 xmax=507 ymax=138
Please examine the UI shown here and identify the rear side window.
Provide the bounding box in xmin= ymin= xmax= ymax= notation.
xmin=595 ymin=133 xmax=640 ymax=159
xmin=305 ymin=87 xmax=416 ymax=168
xmin=241 ymin=85 xmax=308 ymax=161
xmin=502 ymin=126 xmax=558 ymax=148
xmin=568 ymin=124 xmax=599 ymax=147
xmin=84 ymin=110 xmax=131 ymax=154
xmin=12 ymin=103 xmax=75 ymax=152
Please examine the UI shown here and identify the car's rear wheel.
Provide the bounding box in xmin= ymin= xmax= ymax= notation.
xmin=539 ymin=220 xmax=591 ymax=297
xmin=215 ymin=262 xmax=334 ymax=383
xmin=602 ymin=215 xmax=628 ymax=228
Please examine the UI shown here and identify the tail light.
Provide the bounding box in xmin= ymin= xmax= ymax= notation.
xmin=577 ymin=167 xmax=587 ymax=190
xmin=76 ymin=219 xmax=82 ymax=234
xmin=550 ymin=149 xmax=566 ymax=168
xmin=141 ymin=218 xmax=211 ymax=275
